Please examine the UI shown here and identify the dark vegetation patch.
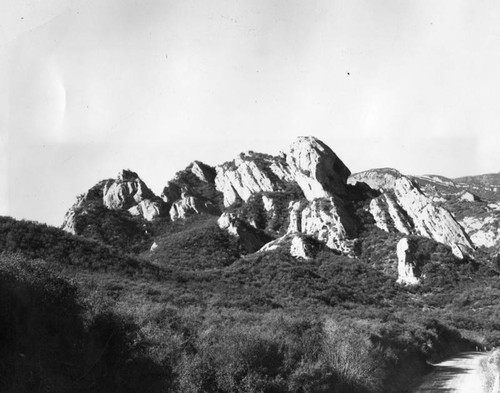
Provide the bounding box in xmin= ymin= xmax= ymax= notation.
xmin=146 ymin=215 xmax=241 ymax=270
xmin=0 ymin=216 xmax=159 ymax=278
xmin=2 ymin=215 xmax=500 ymax=392
xmin=164 ymin=165 xmax=224 ymax=209
xmin=70 ymin=206 xmax=154 ymax=253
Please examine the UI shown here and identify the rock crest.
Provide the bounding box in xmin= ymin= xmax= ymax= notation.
xmin=62 ymin=170 xmax=166 ymax=234
xmin=349 ymin=169 xmax=474 ymax=258
xmin=286 ymin=136 xmax=351 ymax=199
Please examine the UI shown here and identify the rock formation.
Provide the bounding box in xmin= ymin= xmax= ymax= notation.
xmin=217 ymin=212 xmax=272 ymax=253
xmin=396 ymin=237 xmax=420 ymax=285
xmin=62 ymin=170 xmax=166 ymax=234
xmin=258 ymin=233 xmax=324 ymax=260
xmin=214 ymin=153 xmax=292 ymax=207
xmin=349 ymin=168 xmax=474 ymax=258
xmin=169 ymin=194 xmax=219 ymax=221
xmin=287 ymin=196 xmax=357 ymax=254
xmin=62 ymin=136 xmax=490 ymax=266
xmin=286 ymin=136 xmax=351 ymax=200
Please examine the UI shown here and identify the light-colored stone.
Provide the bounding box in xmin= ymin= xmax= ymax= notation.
xmin=351 ymin=169 xmax=473 ymax=258
xmin=258 ymin=233 xmax=322 ymax=260
xmin=287 ymin=200 xmax=304 ymax=233
xmin=459 ymin=191 xmax=478 ymax=202
xmin=103 ymin=170 xmax=156 ymax=211
xmin=190 ymin=161 xmax=216 ymax=183
xmin=62 ymin=170 xmax=165 ymax=233
xmin=396 ymin=238 xmax=420 ymax=286
xmin=217 ymin=212 xmax=271 ymax=253
xmin=150 ymin=242 xmax=158 ymax=251
xmin=215 ymin=160 xmax=277 ymax=206
xmin=169 ymin=194 xmax=218 ymax=221
xmin=128 ymin=200 xmax=164 ymax=221
xmin=262 ymin=195 xmax=274 ymax=212
xmin=460 ymin=216 xmax=500 ymax=249
xmin=300 ymin=197 xmax=357 ymax=253
xmin=286 ymin=136 xmax=351 ymax=199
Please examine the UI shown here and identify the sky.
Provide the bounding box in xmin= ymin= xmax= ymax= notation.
xmin=1 ymin=0 xmax=500 ymax=226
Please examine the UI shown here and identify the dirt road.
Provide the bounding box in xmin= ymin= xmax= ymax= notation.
xmin=410 ymin=352 xmax=489 ymax=393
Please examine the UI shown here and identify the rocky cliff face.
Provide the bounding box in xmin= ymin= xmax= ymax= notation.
xmin=62 ymin=136 xmax=497 ymax=280
xmin=349 ymin=169 xmax=474 ymax=258
xmin=411 ymin=173 xmax=500 ymax=251
xmin=62 ymin=170 xmax=166 ymax=235
xmin=212 ymin=137 xmax=358 ymax=254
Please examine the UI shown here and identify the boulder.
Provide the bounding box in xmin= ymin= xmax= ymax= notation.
xmin=396 ymin=238 xmax=420 ymax=285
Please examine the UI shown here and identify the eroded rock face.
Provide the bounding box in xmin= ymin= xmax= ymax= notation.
xmin=350 ymin=169 xmax=474 ymax=258
xmin=286 ymin=136 xmax=351 ymax=200
xmin=169 ymin=194 xmax=219 ymax=221
xmin=191 ymin=160 xmax=216 ymax=183
xmin=217 ymin=212 xmax=272 ymax=253
xmin=214 ymin=136 xmax=352 ymax=207
xmin=129 ymin=199 xmax=165 ymax=221
xmin=369 ymin=194 xmax=412 ymax=235
xmin=215 ymin=155 xmax=292 ymax=207
xmin=62 ymin=170 xmax=166 ymax=234
xmin=103 ymin=170 xmax=157 ymax=211
xmin=286 ymin=196 xmax=357 ymax=254
xmin=258 ymin=233 xmax=323 ymax=260
xmin=396 ymin=238 xmax=420 ymax=285
xmin=460 ymin=215 xmax=500 ymax=249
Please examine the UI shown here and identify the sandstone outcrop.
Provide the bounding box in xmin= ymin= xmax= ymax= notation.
xmin=169 ymin=194 xmax=219 ymax=221
xmin=161 ymin=161 xmax=220 ymax=206
xmin=215 ymin=154 xmax=292 ymax=207
xmin=459 ymin=215 xmax=500 ymax=249
xmin=217 ymin=212 xmax=272 ymax=253
xmin=62 ymin=170 xmax=166 ymax=234
xmin=349 ymin=169 xmax=474 ymax=258
xmin=396 ymin=237 xmax=420 ymax=285
xmin=286 ymin=136 xmax=351 ymax=200
xmin=287 ymin=196 xmax=357 ymax=254
xmin=102 ymin=170 xmax=158 ymax=211
xmin=258 ymin=233 xmax=324 ymax=260
xmin=214 ymin=137 xmax=352 ymax=207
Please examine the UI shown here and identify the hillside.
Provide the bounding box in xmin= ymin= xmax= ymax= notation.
xmin=1 ymin=136 xmax=500 ymax=393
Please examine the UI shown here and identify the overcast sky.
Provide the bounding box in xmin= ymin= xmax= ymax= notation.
xmin=1 ymin=0 xmax=500 ymax=226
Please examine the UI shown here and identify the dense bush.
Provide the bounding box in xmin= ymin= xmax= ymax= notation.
xmin=0 ymin=253 xmax=168 ymax=393
xmin=0 ymin=216 xmax=160 ymax=278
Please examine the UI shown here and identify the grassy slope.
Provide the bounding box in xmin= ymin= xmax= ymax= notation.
xmin=1 ymin=214 xmax=500 ymax=392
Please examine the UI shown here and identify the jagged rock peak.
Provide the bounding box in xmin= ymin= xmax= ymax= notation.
xmin=62 ymin=169 xmax=166 ymax=234
xmin=287 ymin=136 xmax=351 ymax=199
xmin=188 ymin=161 xmax=216 ymax=184
xmin=117 ymin=169 xmax=141 ymax=182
